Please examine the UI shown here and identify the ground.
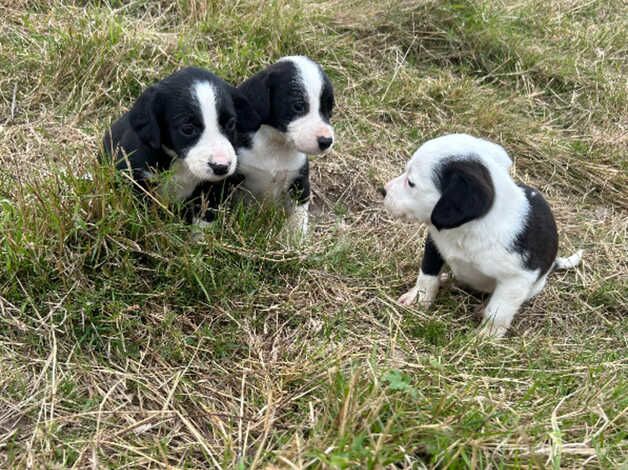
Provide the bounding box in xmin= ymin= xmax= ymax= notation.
xmin=0 ymin=0 xmax=626 ymax=468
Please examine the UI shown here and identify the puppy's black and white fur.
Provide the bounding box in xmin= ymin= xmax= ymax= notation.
xmin=383 ymin=134 xmax=582 ymax=338
xmin=102 ymin=67 xmax=260 ymax=223
xmin=235 ymin=56 xmax=335 ymax=236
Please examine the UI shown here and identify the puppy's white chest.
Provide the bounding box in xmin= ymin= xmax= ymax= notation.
xmin=447 ymin=258 xmax=496 ymax=293
xmin=432 ymin=232 xmax=497 ymax=293
xmin=237 ymin=132 xmax=306 ymax=200
xmin=149 ymin=160 xmax=201 ymax=202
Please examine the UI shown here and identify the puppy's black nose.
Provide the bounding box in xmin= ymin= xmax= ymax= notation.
xmin=209 ymin=162 xmax=230 ymax=176
xmin=378 ymin=187 xmax=387 ymax=197
xmin=317 ymin=136 xmax=333 ymax=151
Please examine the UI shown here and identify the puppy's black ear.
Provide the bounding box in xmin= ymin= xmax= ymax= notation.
xmin=128 ymin=85 xmax=162 ymax=149
xmin=231 ymin=88 xmax=262 ymax=134
xmin=431 ymin=160 xmax=494 ymax=230
xmin=237 ymin=70 xmax=272 ymax=123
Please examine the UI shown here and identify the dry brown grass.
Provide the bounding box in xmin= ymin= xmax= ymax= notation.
xmin=0 ymin=0 xmax=626 ymax=468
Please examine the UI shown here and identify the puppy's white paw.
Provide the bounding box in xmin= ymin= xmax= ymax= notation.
xmin=191 ymin=218 xmax=212 ymax=242
xmin=398 ymin=288 xmax=418 ymax=306
xmin=398 ymin=289 xmax=435 ymax=307
xmin=280 ymin=224 xmax=308 ymax=248
xmin=282 ymin=202 xmax=309 ymax=247
xmin=478 ymin=322 xmax=509 ymax=339
xmin=416 ymin=290 xmax=436 ymax=307
xmin=398 ymin=272 xmax=440 ymax=308
xmin=192 ymin=218 xmax=212 ymax=230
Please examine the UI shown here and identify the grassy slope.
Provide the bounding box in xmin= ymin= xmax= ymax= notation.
xmin=0 ymin=0 xmax=626 ymax=467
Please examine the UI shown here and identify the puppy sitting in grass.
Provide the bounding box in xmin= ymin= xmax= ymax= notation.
xmin=234 ymin=55 xmax=335 ymax=240
xmin=102 ymin=67 xmax=260 ymax=224
xmin=381 ymin=134 xmax=582 ymax=338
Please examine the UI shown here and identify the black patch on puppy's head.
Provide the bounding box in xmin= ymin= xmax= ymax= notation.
xmin=237 ymin=58 xmax=335 ymax=136
xmin=319 ymin=73 xmax=334 ymax=123
xmin=230 ymin=88 xmax=262 ymax=136
xmin=128 ymin=85 xmax=163 ymax=150
xmin=127 ymin=67 xmax=260 ymax=154
xmin=431 ymin=159 xmax=495 ymax=230
xmin=238 ymin=61 xmax=305 ymax=132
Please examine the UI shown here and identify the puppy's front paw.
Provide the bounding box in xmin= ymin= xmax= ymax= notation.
xmin=478 ymin=322 xmax=509 ymax=339
xmin=398 ymin=288 xmax=418 ymax=306
xmin=192 ymin=218 xmax=212 ymax=230
xmin=282 ymin=204 xmax=309 ymax=247
xmin=191 ymin=217 xmax=212 ymax=242
xmin=280 ymin=224 xmax=308 ymax=248
xmin=398 ymin=287 xmax=438 ymax=308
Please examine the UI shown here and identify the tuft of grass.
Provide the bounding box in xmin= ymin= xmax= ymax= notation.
xmin=1 ymin=0 xmax=626 ymax=468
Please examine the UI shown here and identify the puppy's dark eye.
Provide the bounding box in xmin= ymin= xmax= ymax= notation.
xmin=293 ymin=102 xmax=305 ymax=113
xmin=224 ymin=117 xmax=236 ymax=132
xmin=408 ymin=180 xmax=415 ymax=188
xmin=180 ymin=123 xmax=197 ymax=137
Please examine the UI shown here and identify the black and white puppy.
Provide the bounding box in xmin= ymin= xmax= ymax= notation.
xmin=102 ymin=67 xmax=260 ymax=223
xmin=235 ymin=55 xmax=335 ymax=236
xmin=382 ymin=134 xmax=582 ymax=338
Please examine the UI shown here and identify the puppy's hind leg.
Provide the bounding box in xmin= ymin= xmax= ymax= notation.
xmin=479 ymin=277 xmax=532 ymax=338
xmin=398 ymin=234 xmax=444 ymax=307
xmin=527 ymin=272 xmax=549 ymax=301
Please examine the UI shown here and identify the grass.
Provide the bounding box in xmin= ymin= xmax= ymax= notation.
xmin=0 ymin=0 xmax=626 ymax=467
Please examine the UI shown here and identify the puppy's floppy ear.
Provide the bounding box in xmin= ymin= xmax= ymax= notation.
xmin=128 ymin=85 xmax=162 ymax=149
xmin=237 ymin=69 xmax=273 ymax=123
xmin=431 ymin=160 xmax=495 ymax=230
xmin=230 ymin=88 xmax=262 ymax=134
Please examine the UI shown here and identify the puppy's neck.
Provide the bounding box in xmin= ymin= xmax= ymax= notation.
xmin=256 ymin=125 xmax=295 ymax=151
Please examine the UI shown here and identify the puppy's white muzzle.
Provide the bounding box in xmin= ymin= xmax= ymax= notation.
xmin=289 ymin=119 xmax=334 ymax=155
xmin=185 ymin=140 xmax=237 ymax=182
xmin=382 ymin=174 xmax=417 ymax=221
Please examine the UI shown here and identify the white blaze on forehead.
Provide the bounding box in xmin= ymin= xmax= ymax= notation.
xmin=280 ymin=55 xmax=323 ymax=113
xmin=193 ymin=81 xmax=220 ymax=136
xmin=279 ymin=56 xmax=334 ymax=154
xmin=184 ymin=81 xmax=236 ymax=181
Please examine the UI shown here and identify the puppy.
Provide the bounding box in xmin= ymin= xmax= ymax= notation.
xmin=102 ymin=67 xmax=260 ymax=223
xmin=235 ymin=55 xmax=335 ymax=236
xmin=382 ymin=134 xmax=582 ymax=338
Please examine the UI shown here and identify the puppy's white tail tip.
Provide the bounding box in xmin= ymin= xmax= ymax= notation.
xmin=554 ymin=249 xmax=584 ymax=271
